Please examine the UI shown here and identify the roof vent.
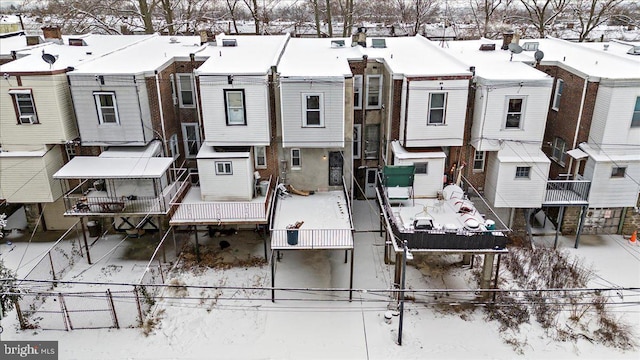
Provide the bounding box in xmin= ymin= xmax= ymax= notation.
xmin=626 ymin=46 xmax=640 ymax=55
xmin=222 ymin=39 xmax=237 ymax=47
xmin=68 ymin=38 xmax=86 ymax=46
xmin=522 ymin=42 xmax=539 ymax=51
xmin=479 ymin=43 xmax=495 ymax=51
xmin=371 ymin=38 xmax=386 ymax=48
xmin=331 ymin=39 xmax=345 ymax=48
xmin=169 ymin=37 xmax=179 ymax=44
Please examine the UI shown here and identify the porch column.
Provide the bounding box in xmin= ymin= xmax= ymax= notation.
xmin=554 ymin=206 xmax=565 ymax=249
xmin=574 ymin=205 xmax=588 ymax=248
xmin=480 ymin=253 xmax=495 ymax=297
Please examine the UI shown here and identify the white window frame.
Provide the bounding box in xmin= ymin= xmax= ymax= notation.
xmin=427 ymin=92 xmax=447 ymax=125
xmin=224 ymin=89 xmax=246 ymax=125
xmin=177 ymin=73 xmax=195 ymax=108
xmin=215 ymin=161 xmax=233 ymax=175
xmin=93 ymin=91 xmax=119 ymax=125
xmin=353 ymin=75 xmax=363 ymax=110
xmin=632 ymin=96 xmax=640 ymax=128
xmin=611 ymin=166 xmax=626 ymax=178
xmin=169 ymin=133 xmax=179 ymax=159
xmin=551 ymin=137 xmax=566 ymax=166
xmin=552 ymin=79 xmax=563 ymax=111
xmin=473 ymin=150 xmax=485 ymax=172
xmin=181 ymin=123 xmax=201 ymax=159
xmin=504 ymin=96 xmax=526 ymax=129
xmin=255 ymin=146 xmax=267 ymax=169
xmin=291 ymin=148 xmax=301 ymax=169
xmin=366 ymin=75 xmax=382 ymax=109
xmin=515 ymin=166 xmax=531 ymax=179
xmin=169 ymin=74 xmax=177 ymax=105
xmin=353 ymin=124 xmax=361 ymax=159
xmin=414 ymin=162 xmax=428 ymax=174
xmin=302 ymin=93 xmax=324 ymax=127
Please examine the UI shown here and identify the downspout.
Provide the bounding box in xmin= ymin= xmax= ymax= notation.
xmin=568 ymin=76 xmax=589 ymax=176
xmin=190 ymin=53 xmax=204 ymax=149
xmin=134 ymin=75 xmax=148 ymax=144
xmin=155 ymin=70 xmax=169 ymax=157
xmin=402 ymin=78 xmax=410 ymax=148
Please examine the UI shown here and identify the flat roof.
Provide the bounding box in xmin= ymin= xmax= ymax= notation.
xmin=0 ymin=34 xmax=154 ymax=73
xmin=443 ymin=39 xmax=552 ymax=84
xmin=53 ymin=157 xmax=173 ymax=179
xmin=197 ymin=146 xmax=250 ymax=159
xmin=278 ymin=37 xmax=359 ymax=77
xmin=197 ymin=34 xmax=289 ymax=75
xmin=99 ymin=141 xmax=162 ymax=158
xmin=71 ymin=35 xmax=205 ymax=75
xmin=497 ymin=142 xmax=551 ymax=163
xmin=391 ymin=141 xmax=446 ymax=160
xmin=579 ymin=143 xmax=640 ymax=162
xmin=273 ymin=191 xmax=352 ymax=230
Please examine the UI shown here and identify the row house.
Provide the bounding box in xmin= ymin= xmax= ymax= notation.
xmin=55 ymin=34 xmax=208 ymax=233
xmin=526 ymin=38 xmax=640 ymax=237
xmin=0 ymin=27 xmax=152 ymax=230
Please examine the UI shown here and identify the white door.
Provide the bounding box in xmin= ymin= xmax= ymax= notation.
xmin=365 ymin=168 xmax=377 ymax=198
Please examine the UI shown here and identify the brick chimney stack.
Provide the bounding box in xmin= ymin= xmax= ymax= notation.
xmin=42 ymin=25 xmax=63 ymax=44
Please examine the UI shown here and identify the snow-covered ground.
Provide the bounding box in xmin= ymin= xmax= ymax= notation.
xmin=1 ymin=200 xmax=639 ymax=359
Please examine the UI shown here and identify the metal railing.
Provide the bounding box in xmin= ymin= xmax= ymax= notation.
xmin=544 ymin=180 xmax=591 ymax=205
xmin=271 ymin=228 xmax=353 ymax=249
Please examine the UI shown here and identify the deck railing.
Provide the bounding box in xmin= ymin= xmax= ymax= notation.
xmin=544 ymin=180 xmax=591 ymax=205
xmin=271 ymin=228 xmax=353 ymax=249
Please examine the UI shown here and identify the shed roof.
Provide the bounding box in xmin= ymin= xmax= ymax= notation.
xmin=53 ymin=157 xmax=173 ymax=179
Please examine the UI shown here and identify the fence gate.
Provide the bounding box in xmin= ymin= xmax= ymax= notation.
xmin=61 ymin=291 xmax=119 ymax=330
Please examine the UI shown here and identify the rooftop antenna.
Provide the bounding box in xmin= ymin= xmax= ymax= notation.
xmin=534 ymin=49 xmax=544 ymax=66
xmin=508 ymin=42 xmax=522 ymax=61
xmin=440 ymin=0 xmax=450 ymax=48
xmin=41 ymin=50 xmax=58 ymax=69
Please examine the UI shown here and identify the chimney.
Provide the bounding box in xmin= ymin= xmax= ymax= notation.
xmin=352 ymin=27 xmax=367 ymax=47
xmin=199 ymin=30 xmax=208 ymax=45
xmin=501 ymin=31 xmax=514 ymax=50
xmin=42 ymin=26 xmax=63 ymax=44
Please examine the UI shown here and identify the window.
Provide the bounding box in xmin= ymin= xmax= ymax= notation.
xmin=551 ymin=137 xmax=566 ymax=165
xmin=93 ymin=92 xmax=119 ymax=124
xmin=611 ymin=166 xmax=626 ymax=178
xmin=177 ymin=74 xmax=195 ymax=107
xmin=169 ymin=134 xmax=179 ymax=159
xmin=505 ymin=97 xmax=525 ymax=129
xmin=169 ymin=74 xmax=177 ymax=105
xmin=364 ymin=124 xmax=379 ymax=159
xmin=353 ymin=124 xmax=361 ymax=159
xmin=215 ymin=161 xmax=233 ymax=175
xmin=224 ymin=89 xmax=246 ymax=125
xmin=366 ymin=75 xmax=382 ymax=109
xmin=181 ymin=123 xmax=201 ymax=158
xmin=428 ymin=93 xmax=447 ymax=125
xmin=515 ymin=166 xmax=531 ymax=179
xmin=302 ymin=93 xmax=323 ymax=127
xmin=632 ymin=97 xmax=640 ymax=128
xmin=353 ymin=75 xmax=363 ymax=109
xmin=552 ymin=79 xmax=563 ymax=111
xmin=9 ymin=89 xmax=38 ymax=124
xmin=414 ymin=162 xmax=428 ymax=174
xmin=473 ymin=150 xmax=485 ymax=172
xmin=291 ymin=148 xmax=301 ymax=169
xmin=255 ymin=146 xmax=267 ymax=169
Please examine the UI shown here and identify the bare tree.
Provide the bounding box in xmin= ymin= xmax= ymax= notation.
xmin=469 ymin=0 xmax=503 ymax=38
xmin=326 ymin=0 xmax=333 ymax=37
xmin=412 ymin=0 xmax=438 ymax=36
xmin=225 ymin=0 xmax=242 ymax=33
xmin=572 ymin=0 xmax=623 ymax=42
xmin=311 ymin=0 xmax=322 ymax=37
xmin=242 ymin=0 xmax=260 ymax=33
xmin=518 ymin=0 xmax=569 ymax=38
xmin=337 ymin=0 xmax=354 ymax=36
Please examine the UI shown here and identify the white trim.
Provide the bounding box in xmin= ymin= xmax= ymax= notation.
xmin=177 ymin=73 xmax=195 ymax=108
xmin=181 ymin=123 xmax=201 ymax=159
xmin=353 ymin=75 xmax=363 ymax=110
xmin=94 ymin=91 xmax=119 ymax=125
xmin=291 ymin=148 xmax=301 ymax=169
xmin=353 ymin=124 xmax=361 ymax=159
xmin=515 ymin=166 xmax=531 ymax=179
xmin=169 ymin=74 xmax=177 ymax=105
xmin=302 ymin=93 xmax=324 ymax=127
xmin=552 ymin=78 xmax=563 ymax=111
xmin=504 ymin=96 xmax=526 ymax=130
xmin=215 ymin=161 xmax=233 ymax=175
xmin=254 ymin=146 xmax=267 ymax=169
xmin=473 ymin=150 xmax=485 ymax=172
xmin=427 ymin=92 xmax=447 ymax=125
xmin=8 ymin=89 xmax=32 ymax=95
xmin=366 ymin=74 xmax=382 ymax=109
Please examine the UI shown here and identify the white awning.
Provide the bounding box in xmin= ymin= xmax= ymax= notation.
xmin=391 ymin=141 xmax=446 ymax=160
xmin=53 ymin=156 xmax=173 ymax=179
xmin=566 ymin=148 xmax=589 ymax=160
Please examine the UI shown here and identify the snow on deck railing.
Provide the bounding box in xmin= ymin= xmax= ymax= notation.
xmin=271 ymin=228 xmax=353 ymax=249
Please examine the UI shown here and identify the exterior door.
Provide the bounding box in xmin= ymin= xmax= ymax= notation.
xmin=328 ymin=151 xmax=343 ymax=186
xmin=365 ymin=168 xmax=377 ymax=198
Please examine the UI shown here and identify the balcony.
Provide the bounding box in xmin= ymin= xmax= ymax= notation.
xmin=543 ymin=180 xmax=590 ymax=206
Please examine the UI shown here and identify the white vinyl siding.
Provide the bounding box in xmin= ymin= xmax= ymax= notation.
xmin=94 ymin=92 xmax=119 ymax=124
xmin=225 ymin=89 xmax=246 ymax=125
xmin=353 ymin=75 xmax=363 ymax=109
xmin=590 ymin=86 xmax=640 ymax=147
xmin=177 ymin=73 xmax=195 ymax=107
xmin=200 ymin=75 xmax=270 ymax=146
xmin=394 ymin=156 xmax=446 ymax=198
xmin=552 ymin=79 xmax=563 ymax=111
xmin=404 ymin=79 xmax=468 ymax=147
xmin=181 ymin=123 xmax=201 ymax=159
xmin=0 ymin=145 xmax=65 ymax=203
xmin=505 ymin=97 xmax=525 ymax=129
xmin=471 ymin=83 xmax=551 ymax=151
xmin=0 ymin=75 xmax=79 ymax=145
xmin=280 ymin=79 xmax=345 ymax=148
xmin=198 ymin=156 xmax=253 ymax=201
xmin=302 ymin=93 xmax=323 ymax=127
xmin=427 ymin=93 xmax=446 ymax=125
xmin=254 ymin=146 xmax=267 ymax=169
xmin=366 ymin=75 xmax=382 ymax=109
xmin=584 ymin=159 xmax=640 ymax=207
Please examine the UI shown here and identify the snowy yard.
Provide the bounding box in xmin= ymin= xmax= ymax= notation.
xmin=1 ymin=200 xmax=639 ymax=359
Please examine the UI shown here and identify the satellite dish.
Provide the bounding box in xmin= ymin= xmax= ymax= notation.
xmin=42 ymin=53 xmax=58 ymax=65
xmin=508 ymin=43 xmax=523 ymax=54
xmin=534 ymin=50 xmax=545 ymax=62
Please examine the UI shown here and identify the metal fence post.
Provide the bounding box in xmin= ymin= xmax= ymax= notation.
xmin=106 ymin=289 xmax=120 ymax=329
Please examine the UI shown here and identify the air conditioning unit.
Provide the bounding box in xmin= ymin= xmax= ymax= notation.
xmin=19 ymin=115 xmax=37 ymax=124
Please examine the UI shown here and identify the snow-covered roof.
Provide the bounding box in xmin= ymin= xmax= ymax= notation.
xmin=99 ymin=140 xmax=162 ymax=158
xmin=197 ymin=145 xmax=250 ymax=159
xmin=0 ymin=34 xmax=153 ymax=73
xmin=576 ymin=40 xmax=640 ymax=63
xmin=196 ymin=34 xmax=289 ymax=76
xmin=497 ymin=142 xmax=550 ymax=163
xmin=0 ymin=148 xmax=47 ymax=158
xmin=70 ymin=35 xmax=205 ymax=75
xmin=53 ymin=156 xmax=173 ymax=179
xmin=579 ymin=143 xmax=640 ymax=162
xmin=519 ymin=38 xmax=640 ymax=80
xmin=278 ymin=37 xmax=360 ymax=77
xmin=443 ymin=39 xmax=552 ymax=85
xmin=392 ymin=141 xmax=446 ymax=160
